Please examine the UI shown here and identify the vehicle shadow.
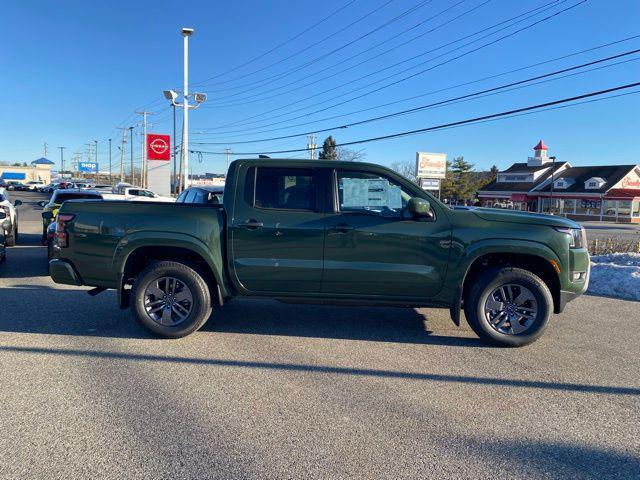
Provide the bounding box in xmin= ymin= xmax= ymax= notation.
xmin=0 ymin=284 xmax=483 ymax=346
xmin=205 ymin=298 xmax=484 ymax=347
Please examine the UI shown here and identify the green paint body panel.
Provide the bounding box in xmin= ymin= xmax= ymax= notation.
xmin=51 ymin=159 xmax=589 ymax=312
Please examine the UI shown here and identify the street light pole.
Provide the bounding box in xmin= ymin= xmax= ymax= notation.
xmin=172 ymin=104 xmax=177 ymax=193
xmin=181 ymin=27 xmax=193 ymax=191
xmin=549 ymin=156 xmax=556 ymax=214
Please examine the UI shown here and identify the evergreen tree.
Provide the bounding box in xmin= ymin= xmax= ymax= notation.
xmin=489 ymin=164 xmax=499 ymax=181
xmin=318 ymin=135 xmax=337 ymax=160
xmin=450 ymin=156 xmax=475 ymax=200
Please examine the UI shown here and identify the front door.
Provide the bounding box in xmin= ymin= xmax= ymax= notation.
xmin=230 ymin=165 xmax=325 ymax=294
xmin=322 ymin=169 xmax=451 ymax=299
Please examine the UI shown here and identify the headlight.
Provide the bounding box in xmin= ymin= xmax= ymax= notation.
xmin=554 ymin=227 xmax=585 ymax=248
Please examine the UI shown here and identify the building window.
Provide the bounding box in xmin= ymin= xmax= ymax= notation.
xmin=619 ymin=200 xmax=633 ymax=217
xmin=562 ymin=199 xmax=576 ymax=215
xmin=633 ymin=200 xmax=640 ymax=218
xmin=576 ymin=199 xmax=601 ymax=216
xmin=603 ymin=200 xmax=618 ymax=216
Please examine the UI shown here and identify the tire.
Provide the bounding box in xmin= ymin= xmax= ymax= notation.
xmin=5 ymin=226 xmax=16 ymax=247
xmin=464 ymin=267 xmax=553 ymax=347
xmin=130 ymin=260 xmax=212 ymax=338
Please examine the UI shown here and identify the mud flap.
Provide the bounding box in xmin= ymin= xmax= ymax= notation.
xmin=449 ymin=287 xmax=462 ymax=327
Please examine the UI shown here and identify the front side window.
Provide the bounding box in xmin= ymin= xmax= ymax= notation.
xmin=251 ymin=167 xmax=315 ymax=211
xmin=184 ymin=190 xmax=198 ymax=203
xmin=336 ymin=170 xmax=413 ymax=218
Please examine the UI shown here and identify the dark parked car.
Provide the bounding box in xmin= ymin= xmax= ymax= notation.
xmin=46 ymin=221 xmax=58 ymax=261
xmin=176 ymin=185 xmax=224 ymax=204
xmin=0 ymin=210 xmax=8 ymax=261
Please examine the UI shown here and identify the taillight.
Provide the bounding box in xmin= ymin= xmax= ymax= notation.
xmin=55 ymin=214 xmax=75 ymax=248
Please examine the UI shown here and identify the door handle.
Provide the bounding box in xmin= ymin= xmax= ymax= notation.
xmin=238 ymin=219 xmax=263 ymax=230
xmin=331 ymin=223 xmax=354 ymax=233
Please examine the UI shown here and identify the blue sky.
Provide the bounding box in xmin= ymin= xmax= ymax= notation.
xmin=1 ymin=0 xmax=638 ymax=174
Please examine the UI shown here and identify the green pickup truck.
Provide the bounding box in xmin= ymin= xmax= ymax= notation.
xmin=49 ymin=159 xmax=589 ymax=347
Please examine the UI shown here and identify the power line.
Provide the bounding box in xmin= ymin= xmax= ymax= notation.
xmin=190 ymin=81 xmax=640 ymax=155
xmin=190 ymin=50 xmax=640 ymax=145
xmin=193 ymin=0 xmax=413 ymax=89
xmin=202 ymin=0 xmax=487 ymax=103
xmin=192 ymin=0 xmax=359 ymax=85
xmin=201 ymin=0 xmax=468 ymax=97
xmin=207 ymin=0 xmax=586 ymax=131
xmin=196 ymin=34 xmax=640 ymax=139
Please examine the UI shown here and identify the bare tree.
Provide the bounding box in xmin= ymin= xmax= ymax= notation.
xmin=390 ymin=160 xmax=417 ymax=183
xmin=336 ymin=147 xmax=366 ymax=162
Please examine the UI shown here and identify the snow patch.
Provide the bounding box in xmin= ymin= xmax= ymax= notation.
xmin=588 ymin=253 xmax=640 ymax=301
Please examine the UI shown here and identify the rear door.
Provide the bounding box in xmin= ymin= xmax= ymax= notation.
xmin=229 ymin=165 xmax=326 ymax=294
xmin=321 ymin=168 xmax=451 ymax=298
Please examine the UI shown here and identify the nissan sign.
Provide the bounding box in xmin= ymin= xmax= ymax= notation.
xmin=147 ymin=133 xmax=171 ymax=161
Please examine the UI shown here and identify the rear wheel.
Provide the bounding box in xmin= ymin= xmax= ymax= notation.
xmin=5 ymin=225 xmax=16 ymax=247
xmin=464 ymin=267 xmax=553 ymax=347
xmin=131 ymin=261 xmax=212 ymax=338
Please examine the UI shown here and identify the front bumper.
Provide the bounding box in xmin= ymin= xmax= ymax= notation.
xmin=49 ymin=259 xmax=82 ymax=286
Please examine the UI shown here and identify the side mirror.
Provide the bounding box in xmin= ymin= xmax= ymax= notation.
xmin=407 ymin=197 xmax=431 ymax=219
xmin=42 ymin=211 xmax=53 ymax=220
xmin=14 ymin=199 xmax=23 ymax=207
xmin=37 ymin=200 xmax=47 ymax=208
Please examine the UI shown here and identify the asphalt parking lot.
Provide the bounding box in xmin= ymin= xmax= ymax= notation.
xmin=1 ymin=191 xmax=639 ymax=479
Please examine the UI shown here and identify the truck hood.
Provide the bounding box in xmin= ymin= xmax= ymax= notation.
xmin=468 ymin=207 xmax=581 ymax=228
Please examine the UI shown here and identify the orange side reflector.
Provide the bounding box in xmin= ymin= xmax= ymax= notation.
xmin=549 ymin=259 xmax=561 ymax=274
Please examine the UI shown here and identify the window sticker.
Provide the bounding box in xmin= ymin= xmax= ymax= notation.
xmin=342 ymin=178 xmax=402 ymax=209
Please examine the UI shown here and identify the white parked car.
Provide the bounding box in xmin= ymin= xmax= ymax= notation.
xmin=0 ymin=188 xmax=23 ymax=246
xmin=105 ymin=186 xmax=174 ymax=202
xmin=25 ymin=180 xmax=46 ymax=191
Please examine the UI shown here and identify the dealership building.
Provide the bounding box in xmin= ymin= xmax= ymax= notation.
xmin=0 ymin=157 xmax=54 ymax=184
xmin=477 ymin=141 xmax=640 ymax=223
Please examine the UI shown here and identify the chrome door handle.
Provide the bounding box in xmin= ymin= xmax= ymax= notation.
xmin=238 ymin=219 xmax=263 ymax=230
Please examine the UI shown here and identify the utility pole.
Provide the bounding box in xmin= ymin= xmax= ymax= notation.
xmin=117 ymin=127 xmax=128 ymax=182
xmin=58 ymin=146 xmax=65 ymax=176
xmin=224 ymin=148 xmax=232 ymax=172
xmin=307 ymin=134 xmax=316 ymax=160
xmin=181 ymin=28 xmax=193 ymax=191
xmin=129 ymin=126 xmax=135 ymax=185
xmin=44 ymin=142 xmax=49 ymax=158
xmin=135 ymin=110 xmax=154 ymax=188
xmin=108 ymin=138 xmax=112 ymax=184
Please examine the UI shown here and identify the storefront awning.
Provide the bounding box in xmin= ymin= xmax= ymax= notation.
xmin=604 ymin=189 xmax=640 ymax=199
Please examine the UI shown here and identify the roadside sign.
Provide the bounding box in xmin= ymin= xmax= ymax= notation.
xmin=416 ymin=152 xmax=446 ymax=179
xmin=78 ymin=162 xmax=98 ymax=173
xmin=419 ymin=178 xmax=441 ymax=191
xmin=147 ymin=133 xmax=171 ymax=161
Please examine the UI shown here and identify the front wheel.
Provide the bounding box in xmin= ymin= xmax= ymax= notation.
xmin=464 ymin=267 xmax=553 ymax=347
xmin=130 ymin=261 xmax=212 ymax=338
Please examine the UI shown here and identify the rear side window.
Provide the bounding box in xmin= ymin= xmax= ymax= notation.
xmin=54 ymin=193 xmax=102 ymax=202
xmin=184 ymin=190 xmax=198 ymax=203
xmin=176 ymin=190 xmax=189 ymax=203
xmin=248 ymin=167 xmax=315 ymax=210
